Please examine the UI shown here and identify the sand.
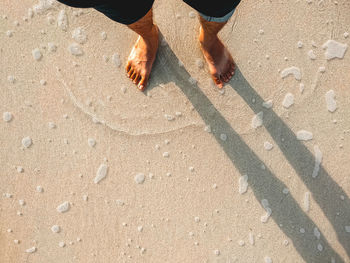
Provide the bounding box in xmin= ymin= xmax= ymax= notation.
xmin=1 ymin=0 xmax=350 ymax=262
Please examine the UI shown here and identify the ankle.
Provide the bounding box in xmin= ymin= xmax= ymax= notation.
xmin=199 ymin=28 xmax=218 ymax=49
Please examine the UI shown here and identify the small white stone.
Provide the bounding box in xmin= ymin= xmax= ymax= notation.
xmin=35 ymin=186 xmax=43 ymax=193
xmin=135 ymin=173 xmax=145 ymax=184
xmin=345 ymin=226 xmax=350 ymax=233
xmin=344 ymin=32 xmax=349 ymax=39
xmin=18 ymin=199 xmax=25 ymax=206
xmin=72 ymin=27 xmax=87 ymax=44
xmin=313 ymin=227 xmax=321 ymax=239
xmin=94 ymin=164 xmax=108 ymax=184
xmin=6 ymin=30 xmax=13 ymax=37
xmin=48 ymin=122 xmax=56 ymax=129
xmin=16 ymin=166 xmax=24 ymax=173
xmin=14 ymin=239 xmax=20 ymax=244
xmin=26 ymin=247 xmax=37 ymax=253
xmin=259 ymin=29 xmax=264 ymax=35
xmin=56 ymin=201 xmax=70 ymax=213
xmin=7 ymin=75 xmax=15 ymax=83
xmin=189 ymin=166 xmax=194 ymax=172
xmin=264 ymin=256 xmax=272 ymax=263
xmin=40 ymin=79 xmax=47 ymax=85
xmin=251 ymin=112 xmax=263 ymax=128
xmin=68 ymin=43 xmax=83 ymax=56
xmin=137 ymin=226 xmax=143 ymax=232
xmin=308 ymin=50 xmax=316 ymax=60
xmin=296 ymin=130 xmax=313 ymax=141
xmin=319 ymin=66 xmax=326 ymax=73
xmin=163 ymin=152 xmax=170 ymax=158
xmin=283 ymin=240 xmax=289 ymax=246
xmin=317 ymin=243 xmax=323 ymax=251
xmin=239 ymin=175 xmax=248 ymax=194
xmin=48 ymin=42 xmax=57 ymax=52
xmin=7 ymin=228 xmax=12 ymax=233
xmin=32 ymin=48 xmax=42 ymax=61
xmin=194 ymin=216 xmax=200 ymax=222
xmin=100 ymin=31 xmax=107 ymax=40
xmin=112 ymin=53 xmax=121 ymax=67
xmin=322 ymin=40 xmax=348 ymax=60
xmin=88 ymin=138 xmax=96 ymax=147
xmin=188 ymin=77 xmax=197 ymax=85
xmin=299 ymin=83 xmax=305 ymax=93
xmin=59 ymin=241 xmax=65 ymax=248
xmin=282 ymin=93 xmax=294 ymax=108
xmin=263 ymin=141 xmax=273 ymax=151
xmin=195 ymin=58 xmax=204 ymax=69
xmin=297 ymin=41 xmax=303 ymax=48
xmin=57 ymin=10 xmax=68 ymax=31
xmin=325 ymin=90 xmax=337 ymax=112
xmin=214 ymin=249 xmax=220 ymax=256
xmin=3 ymin=112 xmax=13 ymax=122
xmin=238 ymin=240 xmax=245 ymax=246
xmin=189 ymin=11 xmax=196 ymax=18
xmin=51 ymin=225 xmax=60 ymax=233
xmin=164 ymin=114 xmax=175 ymax=121
xmin=22 ymin=136 xmax=32 ymax=148
xmin=262 ymin=100 xmax=273 ymax=109
xmin=220 ymin=133 xmax=227 ymax=141
xmin=299 ymin=228 xmax=305 ymax=233
xmin=204 ymin=125 xmax=211 ymax=133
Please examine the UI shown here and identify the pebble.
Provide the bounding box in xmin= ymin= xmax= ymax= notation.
xmin=56 ymin=201 xmax=70 ymax=213
xmin=7 ymin=75 xmax=15 ymax=83
xmin=312 ymin=145 xmax=322 ymax=178
xmin=249 ymin=232 xmax=255 ymax=245
xmin=299 ymin=83 xmax=305 ymax=93
xmin=162 ymin=152 xmax=170 ymax=158
xmin=313 ymin=227 xmax=321 ymax=239
xmin=14 ymin=239 xmax=20 ymax=244
xmin=319 ymin=66 xmax=326 ymax=73
xmin=251 ymin=111 xmax=263 ymax=128
xmin=297 ymin=41 xmax=303 ymax=48
xmin=299 ymin=228 xmax=305 ymax=233
xmin=259 ymin=29 xmax=264 ymax=35
xmin=48 ymin=42 xmax=57 ymax=52
xmin=282 ymin=93 xmax=294 ymax=108
xmin=7 ymin=228 xmax=12 ymax=233
xmin=189 ymin=11 xmax=196 ymax=18
xmin=72 ymin=27 xmax=87 ymax=44
xmin=3 ymin=112 xmax=13 ymax=122
xmin=322 ymin=40 xmax=348 ymax=60
xmin=135 ymin=173 xmax=145 ymax=184
xmin=32 ymin=48 xmax=42 ymax=61
xmin=264 ymin=256 xmax=272 ymax=263
xmin=94 ymin=164 xmax=108 ymax=184
xmin=40 ymin=79 xmax=47 ymax=85
xmin=17 ymin=166 xmax=24 ymax=173
xmin=283 ymin=240 xmax=289 ymax=246
xmin=17 ymin=211 xmax=23 ymax=216
xmin=137 ymin=226 xmax=143 ymax=232
xmin=48 ymin=122 xmax=56 ymax=129
xmin=25 ymin=247 xmax=36 ymax=253
xmin=18 ymin=200 xmax=25 ymax=206
xmin=22 ymin=136 xmax=32 ymax=148
xmin=260 ymin=199 xmax=272 ymax=223
xmin=164 ymin=114 xmax=175 ymax=121
xmin=220 ymin=133 xmax=227 ymax=141
xmin=262 ymin=100 xmax=273 ymax=109
xmin=189 ymin=166 xmax=194 ymax=172
xmin=194 ymin=216 xmax=200 ymax=222
xmin=51 ymin=225 xmax=60 ymax=233
xmin=345 ymin=226 xmax=350 ymax=233
xmin=308 ymin=50 xmax=316 ymax=60
xmin=57 ymin=10 xmax=68 ymax=31
xmin=213 ymin=249 xmax=220 ymax=256
xmin=263 ymin=141 xmax=273 ymax=151
xmin=112 ymin=53 xmax=121 ymax=67
xmin=68 ymin=43 xmax=83 ymax=56
xmin=296 ymin=130 xmax=313 ymax=141
xmin=283 ymin=189 xmax=290 ymax=195
xmin=82 ymin=194 xmax=88 ymax=201
xmin=195 ymin=58 xmax=204 ymax=69
xmin=325 ymin=90 xmax=337 ymax=112
xmin=317 ymin=243 xmax=323 ymax=251
xmin=204 ymin=125 xmax=211 ymax=133
xmin=100 ymin=31 xmax=107 ymax=40
xmin=6 ymin=30 xmax=13 ymax=37
xmin=280 ymin=66 xmax=301 ymax=80
xmin=344 ymin=32 xmax=349 ymax=39
xmin=238 ymin=174 xmax=248 ymax=194
xmin=59 ymin=241 xmax=66 ymax=248
xmin=188 ymin=77 xmax=197 ymax=85
xmin=88 ymin=138 xmax=96 ymax=147
xmin=238 ymin=240 xmax=245 ymax=246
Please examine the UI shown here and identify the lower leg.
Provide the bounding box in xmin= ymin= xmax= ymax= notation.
xmin=198 ymin=15 xmax=235 ymax=88
xmin=125 ymin=8 xmax=159 ymax=91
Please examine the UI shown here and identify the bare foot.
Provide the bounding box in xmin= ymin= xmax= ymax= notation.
xmin=125 ymin=24 xmax=159 ymax=91
xmin=199 ymin=26 xmax=235 ymax=89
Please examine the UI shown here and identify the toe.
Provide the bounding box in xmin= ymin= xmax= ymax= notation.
xmin=138 ymin=75 xmax=149 ymax=91
xmin=127 ymin=68 xmax=134 ymax=78
xmin=213 ymin=76 xmax=223 ymax=89
xmin=221 ymin=73 xmax=228 ymax=83
xmin=130 ymin=71 xmax=137 ymax=81
xmin=133 ymin=73 xmax=141 ymax=84
xmin=125 ymin=61 xmax=131 ymax=73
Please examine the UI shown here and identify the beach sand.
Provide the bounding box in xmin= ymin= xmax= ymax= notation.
xmin=1 ymin=0 xmax=350 ymax=262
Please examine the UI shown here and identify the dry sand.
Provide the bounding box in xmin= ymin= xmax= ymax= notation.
xmin=1 ymin=0 xmax=350 ymax=262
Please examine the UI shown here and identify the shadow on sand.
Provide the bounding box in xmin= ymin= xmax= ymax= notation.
xmin=145 ymin=31 xmax=350 ymax=262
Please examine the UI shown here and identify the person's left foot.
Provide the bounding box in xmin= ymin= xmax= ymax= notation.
xmin=199 ymin=26 xmax=235 ymax=88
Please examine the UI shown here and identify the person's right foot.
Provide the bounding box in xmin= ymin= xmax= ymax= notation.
xmin=125 ymin=24 xmax=159 ymax=91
